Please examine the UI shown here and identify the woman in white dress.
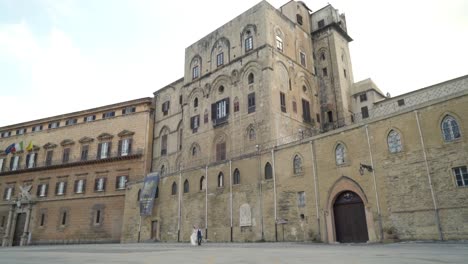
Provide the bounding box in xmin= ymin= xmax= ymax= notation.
xmin=190 ymin=226 xmax=197 ymax=246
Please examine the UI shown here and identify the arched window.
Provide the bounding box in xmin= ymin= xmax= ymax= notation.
xmin=183 ymin=179 xmax=189 ymax=193
xmin=218 ymin=172 xmax=224 ymax=187
xmin=160 ymin=165 xmax=166 ymax=176
xmin=194 ymin=98 xmax=199 ymax=108
xmin=387 ymin=130 xmax=402 ymax=153
xmin=293 ymin=155 xmax=302 ymax=174
xmin=249 ymin=128 xmax=256 ymax=141
xmin=200 ymin=176 xmax=205 ymax=191
xmin=192 ymin=146 xmax=197 ymax=156
xmin=137 ymin=189 xmax=141 ymax=201
xmin=234 ymin=97 xmax=240 ymax=112
xmin=233 ymin=169 xmax=240 ymax=185
xmin=441 ymin=115 xmax=461 ymax=142
xmin=335 ymin=144 xmax=346 ymax=165
xmin=265 ymin=162 xmax=272 ymax=180
xmin=154 ymin=186 xmax=159 ymax=198
xmin=248 ymin=73 xmax=254 ymax=84
xmin=171 ymin=182 xmax=177 ymax=195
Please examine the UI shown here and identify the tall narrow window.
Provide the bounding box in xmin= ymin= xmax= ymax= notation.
xmin=75 ymin=179 xmax=86 ymax=194
xmin=248 ymin=73 xmax=254 ymax=84
xmin=216 ymin=142 xmax=226 ymax=161
xmin=190 ymin=115 xmax=200 ymax=133
xmin=56 ymin=181 xmax=66 ymax=196
xmin=116 ymin=176 xmax=127 ymax=190
xmin=233 ymin=169 xmax=240 ymax=185
xmin=40 ymin=213 xmax=45 ymax=227
xmin=162 ymin=101 xmax=170 ymax=116
xmin=37 ymin=183 xmax=48 ymax=197
xmin=249 ymin=128 xmax=256 ymax=141
xmin=3 ymin=187 xmax=13 ymax=201
xmin=441 ymin=115 xmax=461 ymax=142
xmin=217 ymin=172 xmax=224 ymax=187
xmin=302 ymin=99 xmax=311 ymax=123
xmin=61 ymin=211 xmax=67 ymax=226
xmin=81 ymin=145 xmax=89 ymax=161
xmin=335 ymin=144 xmax=346 ymax=165
xmin=10 ymin=155 xmax=20 ymax=171
xmin=248 ymin=93 xmax=256 ymax=113
xmin=275 ymin=36 xmax=283 ymax=52
xmin=293 ymin=155 xmax=302 ymax=174
xmin=171 ymin=182 xmax=177 ymax=195
xmin=327 ymin=111 xmax=334 ymax=123
xmin=62 ymin=148 xmax=70 ymax=163
xmin=234 ymin=97 xmax=240 ymax=113
xmin=297 ymin=191 xmax=305 ymax=207
xmin=194 ymin=97 xmax=199 ymax=108
xmin=26 ymin=153 xmax=37 ymax=168
xmin=280 ymin=92 xmax=286 ymax=113
xmin=322 ymin=67 xmax=328 ymax=77
xmin=192 ymin=65 xmax=200 ymax=79
xmin=300 ymin=51 xmax=306 ymax=67
xmin=361 ymin=106 xmax=369 ymax=119
xmin=245 ymin=37 xmax=253 ymax=52
xmin=0 ymin=158 xmax=4 ymax=172
xmin=265 ymin=162 xmax=272 ymax=180
xmin=118 ymin=138 xmax=132 ymax=156
xmin=387 ymin=130 xmax=402 ymax=153
xmin=95 ymin=210 xmax=101 ymax=224
xmin=453 ymin=166 xmax=468 ymax=187
xmin=292 ymin=100 xmax=297 ymax=113
xmin=98 ymin=142 xmax=111 ymax=159
xmin=200 ymin=176 xmax=206 ymax=191
xmin=216 ymin=52 xmax=224 ymax=67
xmin=161 ymin=135 xmax=168 ymax=156
xmin=95 ymin=177 xmax=106 ymax=192
xmin=183 ymin=180 xmax=189 ymax=193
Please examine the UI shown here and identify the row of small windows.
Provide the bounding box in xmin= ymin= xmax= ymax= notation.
xmin=36 ymin=207 xmax=104 ymax=229
xmin=0 ymin=107 xmax=136 ymax=138
xmin=168 ymin=169 xmax=241 ymax=196
xmin=2 ymin=176 xmax=128 ymax=201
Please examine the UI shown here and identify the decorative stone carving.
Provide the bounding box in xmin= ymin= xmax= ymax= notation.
xmin=118 ymin=130 xmax=135 ymax=137
xmin=43 ymin=142 xmax=57 ymax=149
xmin=240 ymin=203 xmax=252 ymax=227
xmin=79 ymin=137 xmax=94 ymax=144
xmin=60 ymin=139 xmax=75 ymax=146
xmin=97 ymin=133 xmax=114 ymax=140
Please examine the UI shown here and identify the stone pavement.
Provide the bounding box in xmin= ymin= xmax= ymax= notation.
xmin=0 ymin=242 xmax=467 ymax=264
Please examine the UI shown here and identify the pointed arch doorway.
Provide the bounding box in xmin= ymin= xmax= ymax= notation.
xmin=333 ymin=191 xmax=368 ymax=243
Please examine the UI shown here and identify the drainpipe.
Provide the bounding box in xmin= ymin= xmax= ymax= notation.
xmin=229 ymin=160 xmax=233 ymax=242
xmin=258 ymin=147 xmax=264 ymax=241
xmin=414 ymin=111 xmax=443 ymax=240
xmin=365 ymin=125 xmax=383 ymax=242
xmin=271 ymin=149 xmax=278 ymax=242
xmin=205 ymin=165 xmax=208 ymax=239
xmin=177 ymin=170 xmax=182 ymax=242
xmin=310 ymin=141 xmax=321 ymax=240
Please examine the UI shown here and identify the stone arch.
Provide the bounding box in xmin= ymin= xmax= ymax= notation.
xmin=240 ymin=61 xmax=261 ymax=84
xmin=211 ymin=37 xmax=230 ymax=70
xmin=438 ymin=111 xmax=463 ymax=142
xmin=188 ymin=87 xmax=205 ymax=104
xmin=158 ymin=158 xmax=169 ymax=176
xmin=159 ymin=126 xmax=171 ymax=137
xmin=291 ymin=152 xmax=304 ymax=174
xmin=325 ymin=176 xmax=377 ymax=243
xmin=333 ymin=141 xmax=348 ymax=166
xmin=296 ymin=71 xmax=313 ymax=94
xmin=245 ymin=124 xmax=256 ymax=141
xmin=213 ymin=131 xmax=229 ymax=161
xmin=274 ymin=61 xmax=290 ymax=91
xmin=190 ymin=54 xmax=202 ymax=78
xmin=241 ymin=24 xmax=257 ymax=52
xmin=385 ymin=127 xmax=404 ymax=154
xmin=189 ymin=142 xmax=201 ymax=157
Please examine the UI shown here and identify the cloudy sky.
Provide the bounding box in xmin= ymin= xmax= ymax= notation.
xmin=0 ymin=0 xmax=467 ymax=127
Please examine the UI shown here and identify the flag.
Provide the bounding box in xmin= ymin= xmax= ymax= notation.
xmin=5 ymin=143 xmax=15 ymax=154
xmin=26 ymin=141 xmax=33 ymax=152
xmin=14 ymin=141 xmax=24 ymax=153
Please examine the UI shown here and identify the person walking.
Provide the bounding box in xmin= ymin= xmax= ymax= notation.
xmin=197 ymin=228 xmax=203 ymax=246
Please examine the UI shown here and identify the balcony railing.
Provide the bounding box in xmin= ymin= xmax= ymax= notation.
xmin=0 ymin=148 xmax=144 ymax=175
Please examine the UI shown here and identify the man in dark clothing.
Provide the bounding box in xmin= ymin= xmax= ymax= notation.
xmin=197 ymin=228 xmax=203 ymax=245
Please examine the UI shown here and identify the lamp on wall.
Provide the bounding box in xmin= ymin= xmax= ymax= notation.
xmin=359 ymin=163 xmax=373 ymax=176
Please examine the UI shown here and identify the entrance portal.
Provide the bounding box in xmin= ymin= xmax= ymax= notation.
xmin=12 ymin=213 xmax=26 ymax=246
xmin=333 ymin=191 xmax=368 ymax=243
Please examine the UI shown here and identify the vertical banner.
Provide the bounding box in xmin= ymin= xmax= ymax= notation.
xmin=139 ymin=172 xmax=160 ymax=216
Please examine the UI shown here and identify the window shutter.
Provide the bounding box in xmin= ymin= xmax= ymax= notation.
xmin=11 ymin=187 xmax=14 ymax=197
xmin=3 ymin=188 xmax=7 ymax=200
xmin=115 ymin=176 xmax=119 ymax=189
xmin=103 ymin=178 xmax=107 ymax=190
xmin=56 ymin=182 xmax=60 ymax=195
xmin=82 ymin=179 xmax=86 ymax=193
xmin=74 ymin=180 xmax=78 ymax=193
xmin=34 ymin=154 xmax=37 ymax=167
xmin=128 ymin=139 xmax=132 ymax=155
xmin=118 ymin=140 xmax=122 ymax=156
xmin=108 ymin=142 xmax=112 ymax=156
xmin=37 ymin=185 xmax=41 ymax=196
xmin=63 ymin=182 xmax=67 ymax=195
xmin=45 ymin=184 xmax=48 ymax=197
xmin=226 ymin=98 xmax=230 ymax=115
xmin=95 ymin=179 xmax=99 ymax=191
xmin=97 ymin=143 xmax=102 ymax=159
xmin=211 ymin=104 xmax=216 ymax=120
xmin=26 ymin=154 xmax=30 ymax=167
xmin=10 ymin=158 xmax=14 ymax=170
xmin=190 ymin=117 xmax=194 ymax=129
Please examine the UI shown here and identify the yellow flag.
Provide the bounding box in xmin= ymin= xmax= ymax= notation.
xmin=26 ymin=141 xmax=33 ymax=151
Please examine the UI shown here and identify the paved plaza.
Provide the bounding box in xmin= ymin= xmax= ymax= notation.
xmin=0 ymin=242 xmax=467 ymax=264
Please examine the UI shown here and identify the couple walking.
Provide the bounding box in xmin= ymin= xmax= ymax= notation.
xmin=190 ymin=226 xmax=203 ymax=246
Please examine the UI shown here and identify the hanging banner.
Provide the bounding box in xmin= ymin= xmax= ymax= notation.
xmin=139 ymin=172 xmax=160 ymax=216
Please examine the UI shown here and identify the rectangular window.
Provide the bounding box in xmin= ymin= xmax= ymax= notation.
xmin=161 ymin=135 xmax=167 ymax=156
xmin=122 ymin=106 xmax=136 ymax=115
xmin=37 ymin=183 xmax=48 ymax=197
xmin=95 ymin=177 xmax=106 ymax=192
xmin=102 ymin=111 xmax=115 ymax=119
xmin=216 ymin=142 xmax=226 ymax=161
xmin=248 ymin=93 xmax=256 ymax=113
xmin=327 ymin=111 xmax=334 ymax=123
xmin=280 ymin=92 xmax=286 ymax=113
xmin=3 ymin=187 xmax=14 ymax=201
xmin=275 ymin=36 xmax=283 ymax=52
xmin=296 ymin=14 xmax=303 ymax=25
xmin=61 ymin=211 xmax=67 ymax=226
xmin=245 ymin=37 xmax=253 ymax=52
xmin=81 ymin=145 xmax=89 ymax=161
xmin=32 ymin=125 xmax=43 ymax=132
xmin=48 ymin=122 xmax=59 ymax=129
xmin=302 ymin=99 xmax=312 ymax=123
xmin=46 ymin=150 xmax=53 ymax=166
xmin=1 ymin=131 xmax=11 ymax=138
xmin=318 ymin=19 xmax=325 ymax=28
xmin=65 ymin=119 xmax=77 ymax=126
xmin=397 ymin=99 xmax=405 ymax=106
xmin=40 ymin=213 xmax=45 ymax=227
xmin=26 ymin=153 xmax=37 ymax=169
xmin=62 ymin=148 xmax=70 ymax=163
xmin=359 ymin=93 xmax=367 ymax=102
xmin=361 ymin=106 xmax=369 ymax=119
xmin=98 ymin=142 xmax=110 ymax=159
xmin=116 ymin=176 xmax=128 ymax=190
xmin=56 ymin=181 xmax=66 ymax=196
xmin=216 ymin=52 xmax=224 ymax=67
xmin=95 ymin=210 xmax=101 ymax=224
xmin=192 ymin=65 xmax=200 ymax=79
xmin=453 ymin=166 xmax=468 ymax=187
xmin=179 ymin=95 xmax=183 ymax=105
xmin=75 ymin=179 xmax=86 ymax=194
xmin=300 ymin=52 xmax=306 ymax=67
xmin=298 ymin=191 xmax=305 ymax=207
xmin=234 ymin=101 xmax=239 ymax=112
xmin=118 ymin=138 xmax=132 ymax=156
xmin=84 ymin=115 xmax=96 ymax=122
xmin=10 ymin=156 xmax=20 ymax=171
xmin=16 ymin=128 xmax=26 ymax=135
xmin=162 ymin=101 xmax=170 ymax=116
xmin=211 ymin=98 xmax=230 ymax=126
xmin=322 ymin=67 xmax=328 ymax=77
xmin=190 ymin=115 xmax=200 ymax=133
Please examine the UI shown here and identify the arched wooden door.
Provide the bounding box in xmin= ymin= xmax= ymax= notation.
xmin=333 ymin=191 xmax=369 ymax=243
